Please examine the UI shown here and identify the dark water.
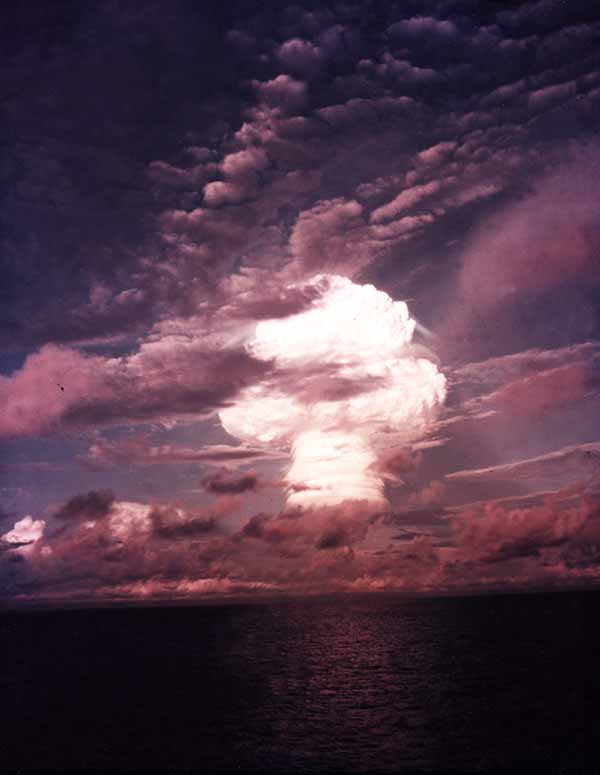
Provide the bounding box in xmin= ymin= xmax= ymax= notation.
xmin=0 ymin=591 xmax=594 ymax=773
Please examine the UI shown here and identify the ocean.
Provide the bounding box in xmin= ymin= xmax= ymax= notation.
xmin=1 ymin=590 xmax=593 ymax=773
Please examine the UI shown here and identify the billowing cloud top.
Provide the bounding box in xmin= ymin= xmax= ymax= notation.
xmin=220 ymin=275 xmax=446 ymax=506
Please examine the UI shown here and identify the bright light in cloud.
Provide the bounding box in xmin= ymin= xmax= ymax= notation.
xmin=288 ymin=430 xmax=383 ymax=506
xmin=220 ymin=275 xmax=446 ymax=507
xmin=1 ymin=516 xmax=46 ymax=554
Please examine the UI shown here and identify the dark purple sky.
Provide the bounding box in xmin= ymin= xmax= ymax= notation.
xmin=2 ymin=0 xmax=600 ymax=604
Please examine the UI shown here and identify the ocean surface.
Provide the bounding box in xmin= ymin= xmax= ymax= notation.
xmin=1 ymin=591 xmax=594 ymax=773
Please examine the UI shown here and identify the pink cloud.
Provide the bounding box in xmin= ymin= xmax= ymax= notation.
xmin=254 ymin=75 xmax=308 ymax=113
xmin=237 ymin=501 xmax=380 ymax=557
xmin=446 ymin=442 xmax=600 ymax=487
xmin=453 ymin=342 xmax=599 ymax=391
xmin=387 ymin=17 xmax=458 ymax=38
xmin=373 ymin=448 xmax=422 ymax=486
xmin=80 ymin=437 xmax=276 ymax=469
xmin=481 ymin=78 xmax=527 ymax=107
xmin=371 ymin=213 xmax=435 ymax=240
xmin=288 ymin=197 xmax=369 ymax=274
xmin=316 ymin=97 xmax=378 ymax=128
xmin=370 ymin=180 xmax=443 ymax=223
xmin=528 ymin=80 xmax=577 ymax=113
xmin=451 ymin=486 xmax=596 ymax=564
xmin=203 ymin=180 xmax=248 ymax=207
xmin=488 ymin=361 xmax=589 ymax=418
xmin=220 ymin=147 xmax=269 ymax=179
xmin=441 ymin=150 xmax=600 ymax=335
xmin=416 ymin=141 xmax=458 ymax=167
xmin=0 ymin=345 xmax=110 ymax=438
xmin=218 ymin=267 xmax=325 ymax=322
xmin=54 ymin=490 xmax=115 ymax=522
xmin=202 ymin=148 xmax=269 ymax=207
xmin=277 ymin=38 xmax=323 ymax=75
xmin=5 ymin=479 xmax=600 ymax=602
xmin=440 ymin=181 xmax=503 ymax=209
xmin=5 ymin=497 xmax=385 ymax=602
xmin=1 ymin=515 xmax=45 ymax=546
xmin=362 ymin=53 xmax=439 ymax=84
xmin=0 ymin=329 xmax=271 ymax=439
xmin=151 ymin=497 xmax=238 ymax=539
xmin=147 ymin=160 xmax=215 ymax=189
xmin=202 ymin=469 xmax=260 ymax=495
xmin=409 ymin=480 xmax=447 ymax=508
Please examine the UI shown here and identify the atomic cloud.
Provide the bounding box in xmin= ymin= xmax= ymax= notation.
xmin=220 ymin=275 xmax=446 ymax=507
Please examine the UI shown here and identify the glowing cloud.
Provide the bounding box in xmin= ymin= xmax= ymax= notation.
xmin=219 ymin=275 xmax=446 ymax=507
xmin=1 ymin=515 xmax=46 ymax=555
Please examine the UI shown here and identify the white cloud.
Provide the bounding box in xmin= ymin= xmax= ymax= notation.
xmin=1 ymin=515 xmax=46 ymax=548
xmin=220 ymin=275 xmax=446 ymax=506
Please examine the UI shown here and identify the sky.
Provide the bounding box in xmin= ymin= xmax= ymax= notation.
xmin=2 ymin=0 xmax=600 ymax=605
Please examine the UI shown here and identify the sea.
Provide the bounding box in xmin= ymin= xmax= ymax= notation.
xmin=0 ymin=590 xmax=594 ymax=773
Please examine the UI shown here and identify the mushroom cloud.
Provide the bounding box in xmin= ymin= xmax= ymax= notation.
xmin=219 ymin=275 xmax=446 ymax=507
